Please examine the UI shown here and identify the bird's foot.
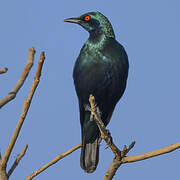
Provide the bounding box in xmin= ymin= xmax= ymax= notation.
xmin=84 ymin=104 xmax=91 ymax=112
xmin=96 ymin=106 xmax=102 ymax=117
xmin=84 ymin=102 xmax=98 ymax=111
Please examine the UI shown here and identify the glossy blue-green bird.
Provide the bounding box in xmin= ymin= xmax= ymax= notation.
xmin=64 ymin=12 xmax=129 ymax=173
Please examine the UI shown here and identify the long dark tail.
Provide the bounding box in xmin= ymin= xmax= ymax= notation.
xmin=80 ymin=111 xmax=100 ymax=173
xmin=80 ymin=138 xmax=99 ymax=173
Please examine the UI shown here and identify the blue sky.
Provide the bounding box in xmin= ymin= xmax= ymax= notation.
xmin=0 ymin=0 xmax=180 ymax=179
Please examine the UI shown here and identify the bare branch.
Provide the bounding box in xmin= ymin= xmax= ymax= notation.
xmin=103 ymin=142 xmax=180 ymax=180
xmin=25 ymin=143 xmax=81 ymax=180
xmin=0 ymin=47 xmax=35 ymax=109
xmin=89 ymin=94 xmax=121 ymax=159
xmin=103 ymin=141 xmax=135 ymax=180
xmin=1 ymin=52 xmax=45 ymax=172
xmin=89 ymin=95 xmax=180 ymax=180
xmin=0 ymin=67 xmax=8 ymax=74
xmin=122 ymin=142 xmax=180 ymax=163
xmin=7 ymin=144 xmax=28 ymax=177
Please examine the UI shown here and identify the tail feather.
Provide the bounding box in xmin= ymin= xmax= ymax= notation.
xmin=80 ymin=138 xmax=99 ymax=173
xmin=80 ymin=110 xmax=100 ymax=173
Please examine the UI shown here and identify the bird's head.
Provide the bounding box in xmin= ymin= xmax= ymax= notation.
xmin=64 ymin=12 xmax=115 ymax=39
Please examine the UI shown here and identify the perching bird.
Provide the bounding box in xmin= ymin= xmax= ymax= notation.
xmin=64 ymin=12 xmax=129 ymax=173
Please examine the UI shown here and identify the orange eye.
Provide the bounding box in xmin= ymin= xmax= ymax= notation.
xmin=84 ymin=15 xmax=91 ymax=21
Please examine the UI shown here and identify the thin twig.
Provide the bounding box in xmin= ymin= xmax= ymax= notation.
xmin=1 ymin=52 xmax=45 ymax=172
xmin=89 ymin=95 xmax=121 ymax=159
xmin=121 ymin=141 xmax=135 ymax=158
xmin=122 ymin=142 xmax=180 ymax=163
xmin=25 ymin=143 xmax=81 ymax=180
xmin=7 ymin=145 xmax=28 ymax=177
xmin=0 ymin=47 xmax=35 ymax=109
xmin=0 ymin=67 xmax=8 ymax=74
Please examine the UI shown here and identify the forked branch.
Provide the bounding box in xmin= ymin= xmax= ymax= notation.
xmin=0 ymin=47 xmax=35 ymax=109
xmin=26 ymin=95 xmax=180 ymax=180
xmin=7 ymin=145 xmax=28 ymax=177
xmin=1 ymin=51 xmax=45 ymax=170
xmin=89 ymin=94 xmax=180 ymax=180
xmin=0 ymin=50 xmax=45 ymax=180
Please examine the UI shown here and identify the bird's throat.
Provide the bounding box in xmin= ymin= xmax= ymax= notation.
xmin=88 ymin=31 xmax=108 ymax=49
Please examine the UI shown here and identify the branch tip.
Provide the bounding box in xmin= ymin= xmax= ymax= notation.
xmin=29 ymin=47 xmax=36 ymax=53
xmin=0 ymin=47 xmax=36 ymax=108
xmin=7 ymin=144 xmax=28 ymax=177
xmin=0 ymin=67 xmax=8 ymax=74
xmin=25 ymin=143 xmax=81 ymax=180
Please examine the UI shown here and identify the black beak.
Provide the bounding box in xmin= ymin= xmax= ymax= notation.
xmin=64 ymin=17 xmax=81 ymax=24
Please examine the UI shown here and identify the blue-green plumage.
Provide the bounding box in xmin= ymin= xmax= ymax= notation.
xmin=65 ymin=11 xmax=129 ymax=173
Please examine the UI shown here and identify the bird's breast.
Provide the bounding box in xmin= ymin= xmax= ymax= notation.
xmin=73 ymin=38 xmax=129 ymax=106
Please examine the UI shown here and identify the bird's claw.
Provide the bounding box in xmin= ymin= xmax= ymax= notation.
xmin=96 ymin=106 xmax=102 ymax=116
xmin=84 ymin=104 xmax=91 ymax=112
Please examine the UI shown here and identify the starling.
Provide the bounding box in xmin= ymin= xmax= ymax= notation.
xmin=64 ymin=12 xmax=129 ymax=173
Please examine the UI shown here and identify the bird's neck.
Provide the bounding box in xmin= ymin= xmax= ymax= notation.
xmin=87 ymin=30 xmax=109 ymax=49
